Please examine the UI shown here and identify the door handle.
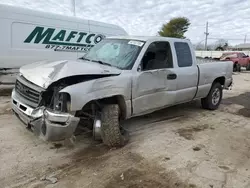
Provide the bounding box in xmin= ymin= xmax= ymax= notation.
xmin=167 ymin=74 xmax=177 ymax=80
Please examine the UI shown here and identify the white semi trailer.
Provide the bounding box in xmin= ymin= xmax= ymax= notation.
xmin=0 ymin=4 xmax=128 ymax=69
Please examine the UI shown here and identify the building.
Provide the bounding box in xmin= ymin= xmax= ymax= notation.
xmin=228 ymin=43 xmax=250 ymax=51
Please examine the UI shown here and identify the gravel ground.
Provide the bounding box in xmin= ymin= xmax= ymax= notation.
xmin=0 ymin=72 xmax=250 ymax=188
xmin=0 ymin=69 xmax=17 ymax=96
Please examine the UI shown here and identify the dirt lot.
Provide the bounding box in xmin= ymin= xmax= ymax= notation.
xmin=1 ymin=72 xmax=250 ymax=188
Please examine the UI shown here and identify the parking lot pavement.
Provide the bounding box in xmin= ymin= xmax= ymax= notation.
xmin=0 ymin=72 xmax=250 ymax=188
xmin=0 ymin=69 xmax=17 ymax=96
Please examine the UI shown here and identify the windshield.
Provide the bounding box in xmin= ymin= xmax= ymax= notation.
xmin=81 ymin=39 xmax=144 ymax=70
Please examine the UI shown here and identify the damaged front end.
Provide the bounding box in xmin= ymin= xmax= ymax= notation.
xmin=11 ymin=75 xmax=100 ymax=141
xmin=12 ymin=58 xmax=122 ymax=142
xmin=12 ymin=95 xmax=79 ymax=141
xmin=12 ymin=73 xmax=118 ymax=141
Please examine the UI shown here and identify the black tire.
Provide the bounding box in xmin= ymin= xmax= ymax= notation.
xmin=233 ymin=63 xmax=237 ymax=72
xmin=201 ymin=82 xmax=223 ymax=110
xmin=100 ymin=104 xmax=128 ymax=147
xmin=246 ymin=63 xmax=250 ymax=71
xmin=237 ymin=64 xmax=241 ymax=72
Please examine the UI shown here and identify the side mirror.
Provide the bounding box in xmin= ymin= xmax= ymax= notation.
xmin=243 ymin=55 xmax=248 ymax=58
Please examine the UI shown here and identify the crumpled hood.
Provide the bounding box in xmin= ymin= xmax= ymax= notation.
xmin=20 ymin=60 xmax=122 ymax=89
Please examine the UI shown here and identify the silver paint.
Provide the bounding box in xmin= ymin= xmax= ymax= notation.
xmin=20 ymin=59 xmax=121 ymax=88
xmin=12 ymin=36 xmax=233 ymax=141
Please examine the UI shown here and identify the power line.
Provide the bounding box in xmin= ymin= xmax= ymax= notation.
xmin=208 ymin=37 xmax=247 ymax=41
xmin=192 ymin=21 xmax=249 ymax=46
xmin=190 ymin=24 xmax=206 ymax=27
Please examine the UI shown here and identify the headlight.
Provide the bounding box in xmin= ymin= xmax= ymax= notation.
xmin=54 ymin=92 xmax=71 ymax=112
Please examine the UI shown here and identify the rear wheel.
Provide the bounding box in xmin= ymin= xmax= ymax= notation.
xmin=237 ymin=64 xmax=241 ymax=72
xmin=201 ymin=82 xmax=223 ymax=110
xmin=100 ymin=104 xmax=129 ymax=147
xmin=246 ymin=62 xmax=250 ymax=70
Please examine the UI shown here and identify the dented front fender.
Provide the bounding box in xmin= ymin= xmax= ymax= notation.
xmin=60 ymin=72 xmax=132 ymax=112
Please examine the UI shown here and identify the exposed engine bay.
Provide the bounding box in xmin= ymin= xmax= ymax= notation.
xmin=39 ymin=74 xmax=116 ymax=113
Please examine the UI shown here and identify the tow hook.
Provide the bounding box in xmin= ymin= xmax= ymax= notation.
xmin=225 ymin=81 xmax=233 ymax=90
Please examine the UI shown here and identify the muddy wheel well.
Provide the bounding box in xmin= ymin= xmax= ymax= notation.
xmin=79 ymin=95 xmax=127 ymax=120
xmin=213 ymin=76 xmax=225 ymax=86
xmin=234 ymin=62 xmax=238 ymax=67
xmin=97 ymin=96 xmax=127 ymax=120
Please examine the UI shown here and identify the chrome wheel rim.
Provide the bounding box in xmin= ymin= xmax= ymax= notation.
xmin=212 ymin=88 xmax=220 ymax=105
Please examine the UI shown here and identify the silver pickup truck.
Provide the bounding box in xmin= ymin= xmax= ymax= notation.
xmin=12 ymin=36 xmax=233 ymax=147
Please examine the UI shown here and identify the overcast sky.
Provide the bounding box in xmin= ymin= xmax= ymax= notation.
xmin=1 ymin=0 xmax=249 ymax=45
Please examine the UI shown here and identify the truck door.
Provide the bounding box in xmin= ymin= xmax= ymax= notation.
xmin=132 ymin=41 xmax=177 ymax=116
xmin=238 ymin=53 xmax=248 ymax=66
xmin=173 ymin=42 xmax=199 ymax=104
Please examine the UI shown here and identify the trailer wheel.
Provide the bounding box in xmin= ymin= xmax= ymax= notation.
xmin=201 ymin=82 xmax=223 ymax=110
xmin=100 ymin=104 xmax=128 ymax=147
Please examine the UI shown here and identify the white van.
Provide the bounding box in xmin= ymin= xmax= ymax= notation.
xmin=0 ymin=4 xmax=128 ymax=68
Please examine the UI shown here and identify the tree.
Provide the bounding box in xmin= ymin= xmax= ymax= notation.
xmin=195 ymin=44 xmax=204 ymax=50
xmin=214 ymin=39 xmax=228 ymax=51
xmin=158 ymin=17 xmax=190 ymax=38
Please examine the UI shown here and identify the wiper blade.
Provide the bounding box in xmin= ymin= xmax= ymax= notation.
xmin=92 ymin=60 xmax=112 ymax=67
xmin=79 ymin=57 xmax=91 ymax=61
xmin=81 ymin=58 xmax=113 ymax=67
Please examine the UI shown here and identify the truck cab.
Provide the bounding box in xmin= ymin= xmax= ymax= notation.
xmin=12 ymin=36 xmax=233 ymax=147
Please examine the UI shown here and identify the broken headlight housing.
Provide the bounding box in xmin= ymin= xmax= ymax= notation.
xmin=54 ymin=92 xmax=71 ymax=112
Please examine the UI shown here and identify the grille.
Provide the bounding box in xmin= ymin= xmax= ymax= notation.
xmin=15 ymin=79 xmax=40 ymax=107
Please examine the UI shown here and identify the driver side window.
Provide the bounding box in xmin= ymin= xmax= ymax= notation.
xmin=141 ymin=41 xmax=173 ymax=71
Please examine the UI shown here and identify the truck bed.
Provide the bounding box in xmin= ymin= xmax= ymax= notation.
xmin=196 ymin=57 xmax=222 ymax=64
xmin=195 ymin=57 xmax=233 ymax=99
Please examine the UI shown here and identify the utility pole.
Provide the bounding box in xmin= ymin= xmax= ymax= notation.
xmin=244 ymin=34 xmax=247 ymax=43
xmin=72 ymin=0 xmax=76 ymax=16
xmin=204 ymin=22 xmax=209 ymax=51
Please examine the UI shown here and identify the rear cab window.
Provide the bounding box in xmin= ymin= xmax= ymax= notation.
xmin=221 ymin=53 xmax=237 ymax=58
xmin=174 ymin=42 xmax=193 ymax=67
xmin=237 ymin=53 xmax=243 ymax=58
xmin=238 ymin=53 xmax=246 ymax=58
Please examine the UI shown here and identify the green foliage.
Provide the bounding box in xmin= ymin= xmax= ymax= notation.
xmin=158 ymin=17 xmax=190 ymax=38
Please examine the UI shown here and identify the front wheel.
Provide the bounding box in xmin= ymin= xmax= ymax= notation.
xmin=233 ymin=64 xmax=237 ymax=72
xmin=201 ymin=82 xmax=223 ymax=110
xmin=100 ymin=104 xmax=129 ymax=147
